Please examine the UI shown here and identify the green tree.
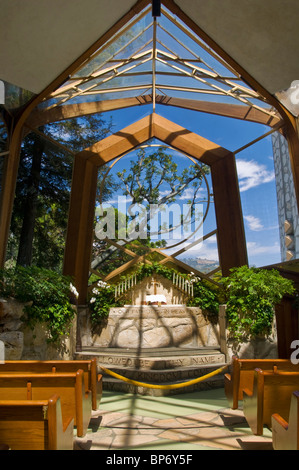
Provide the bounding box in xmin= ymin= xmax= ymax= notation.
xmin=117 ymin=146 xmax=209 ymax=240
xmin=9 ymin=113 xmax=114 ymax=270
xmin=91 ymin=145 xmax=210 ymax=275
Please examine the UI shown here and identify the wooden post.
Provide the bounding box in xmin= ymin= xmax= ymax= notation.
xmin=211 ymin=153 xmax=248 ymax=275
xmin=0 ymin=126 xmax=23 ymax=267
xmin=218 ymin=304 xmax=228 ymax=360
xmin=63 ymin=156 xmax=98 ymax=304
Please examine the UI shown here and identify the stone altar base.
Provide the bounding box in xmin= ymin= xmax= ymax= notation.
xmin=77 ymin=305 xmax=226 ymax=396
xmin=79 ymin=305 xmax=220 ymax=349
xmin=76 ymin=347 xmax=226 ymax=396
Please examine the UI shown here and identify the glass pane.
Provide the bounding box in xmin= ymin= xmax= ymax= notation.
xmin=73 ymin=10 xmax=153 ymax=79
xmin=235 ymin=136 xmax=281 ymax=267
xmin=0 ymin=80 xmax=35 ymax=110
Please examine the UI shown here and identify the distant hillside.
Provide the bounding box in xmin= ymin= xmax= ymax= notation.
xmin=181 ymin=257 xmax=219 ymax=274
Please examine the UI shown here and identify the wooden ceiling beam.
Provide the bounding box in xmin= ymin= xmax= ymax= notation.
xmin=74 ymin=112 xmax=232 ymax=166
xmin=152 ymin=113 xmax=232 ymax=165
xmin=158 ymin=96 xmax=281 ymax=127
xmin=26 ymin=94 xmax=281 ymax=130
xmin=26 ymin=95 xmax=151 ymax=128
xmin=75 ymin=114 xmax=156 ymax=165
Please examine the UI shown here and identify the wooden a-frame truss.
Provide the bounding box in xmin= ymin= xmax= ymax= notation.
xmin=1 ymin=0 xmax=299 ymax=304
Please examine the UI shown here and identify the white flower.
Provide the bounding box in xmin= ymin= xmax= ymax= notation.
xmin=70 ymin=283 xmax=79 ymax=298
xmin=92 ymin=288 xmax=99 ymax=295
xmin=90 ymin=297 xmax=96 ymax=304
xmin=97 ymin=280 xmax=108 ymax=288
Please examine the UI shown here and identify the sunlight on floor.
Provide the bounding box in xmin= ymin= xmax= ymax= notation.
xmin=74 ymin=388 xmax=273 ymax=451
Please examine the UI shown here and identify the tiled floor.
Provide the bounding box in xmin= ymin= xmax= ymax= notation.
xmin=74 ymin=388 xmax=273 ymax=451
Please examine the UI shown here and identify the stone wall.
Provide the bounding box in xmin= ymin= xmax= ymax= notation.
xmin=0 ymin=298 xmax=76 ymax=360
xmin=78 ymin=305 xmax=220 ymax=349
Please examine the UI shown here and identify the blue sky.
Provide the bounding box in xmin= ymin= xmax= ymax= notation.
xmin=102 ymin=102 xmax=281 ymax=269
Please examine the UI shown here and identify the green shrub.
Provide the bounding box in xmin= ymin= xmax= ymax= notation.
xmin=222 ymin=265 xmax=295 ymax=340
xmin=0 ymin=266 xmax=76 ymax=343
xmin=188 ymin=279 xmax=220 ymax=316
xmin=89 ymin=280 xmax=124 ymax=325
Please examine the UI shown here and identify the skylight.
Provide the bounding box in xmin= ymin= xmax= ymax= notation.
xmin=40 ymin=4 xmax=279 ymax=125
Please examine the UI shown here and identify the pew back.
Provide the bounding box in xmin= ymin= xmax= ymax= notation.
xmin=0 ymin=370 xmax=91 ymax=437
xmin=0 ymin=395 xmax=74 ymax=450
xmin=0 ymin=359 xmax=102 ymax=410
xmin=272 ymin=390 xmax=299 ymax=450
xmin=243 ymin=369 xmax=299 ymax=435
xmin=225 ymin=356 xmax=299 ymax=409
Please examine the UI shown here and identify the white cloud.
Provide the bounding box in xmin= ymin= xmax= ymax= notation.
xmin=236 ymin=159 xmax=275 ymax=192
xmin=244 ymin=215 xmax=264 ymax=231
xmin=246 ymin=241 xmax=280 ymax=256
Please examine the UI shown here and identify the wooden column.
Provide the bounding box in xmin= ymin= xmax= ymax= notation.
xmin=0 ymin=126 xmax=23 ymax=267
xmin=63 ymin=156 xmax=98 ymax=303
xmin=211 ymin=153 xmax=248 ymax=276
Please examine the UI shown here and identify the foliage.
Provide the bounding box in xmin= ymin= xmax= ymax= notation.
xmin=221 ymin=265 xmax=295 ymax=341
xmin=0 ymin=266 xmax=76 ymax=343
xmin=8 ymin=114 xmax=114 ymax=271
xmin=188 ymin=278 xmax=220 ymax=316
xmin=89 ymin=280 xmax=125 ymax=325
xmin=134 ymin=262 xmax=177 ymax=282
xmin=91 ymin=145 xmax=210 ymax=276
xmin=116 ymin=146 xmax=209 ymax=241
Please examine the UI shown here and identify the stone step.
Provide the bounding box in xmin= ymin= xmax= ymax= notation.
xmin=77 ymin=347 xmax=225 ymax=370
xmin=102 ymin=374 xmax=225 ymax=396
xmin=102 ymin=362 xmax=227 ymax=383
xmin=76 ymin=347 xmax=227 ymax=396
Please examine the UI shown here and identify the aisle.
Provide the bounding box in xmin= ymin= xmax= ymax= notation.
xmin=74 ymin=388 xmax=273 ymax=451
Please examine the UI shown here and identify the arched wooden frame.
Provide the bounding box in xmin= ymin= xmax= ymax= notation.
xmin=63 ymin=113 xmax=247 ymax=303
xmin=1 ymin=0 xmax=299 ymax=273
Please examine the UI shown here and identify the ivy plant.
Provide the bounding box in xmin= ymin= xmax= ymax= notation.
xmin=222 ymin=265 xmax=295 ymax=341
xmin=0 ymin=266 xmax=76 ymax=343
xmin=188 ymin=279 xmax=220 ymax=316
xmin=89 ymin=280 xmax=125 ymax=325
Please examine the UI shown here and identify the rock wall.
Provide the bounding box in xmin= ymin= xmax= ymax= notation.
xmin=0 ymin=298 xmax=76 ymax=360
xmin=78 ymin=305 xmax=220 ymax=349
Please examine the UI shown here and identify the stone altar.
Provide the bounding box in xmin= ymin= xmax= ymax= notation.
xmin=79 ymin=305 xmax=220 ymax=349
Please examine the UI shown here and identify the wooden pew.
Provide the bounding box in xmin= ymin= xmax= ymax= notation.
xmin=224 ymin=356 xmax=299 ymax=409
xmin=0 ymin=395 xmax=74 ymax=450
xmin=0 ymin=358 xmax=102 ymax=410
xmin=243 ymin=368 xmax=299 ymax=435
xmin=0 ymin=370 xmax=92 ymax=437
xmin=271 ymin=390 xmax=299 ymax=450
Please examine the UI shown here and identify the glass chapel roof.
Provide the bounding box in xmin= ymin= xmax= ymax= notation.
xmin=38 ymin=4 xmax=280 ymax=124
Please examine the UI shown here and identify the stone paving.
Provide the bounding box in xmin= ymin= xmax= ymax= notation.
xmin=74 ymin=389 xmax=273 ymax=451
